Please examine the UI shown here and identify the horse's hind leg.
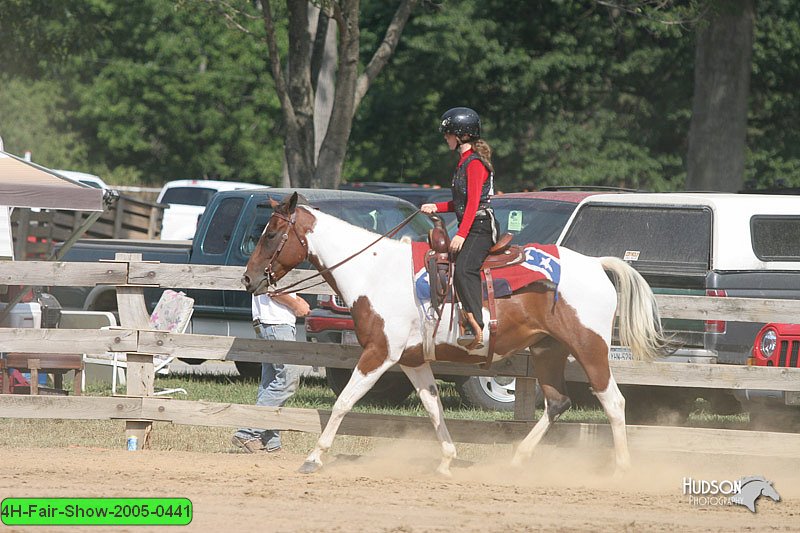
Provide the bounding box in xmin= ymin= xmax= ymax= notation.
xmin=511 ymin=347 xmax=571 ymax=466
xmin=400 ymin=363 xmax=457 ymax=476
xmin=570 ymin=335 xmax=631 ymax=474
xmin=593 ymin=374 xmax=630 ymax=474
xmin=300 ymin=358 xmax=395 ymax=474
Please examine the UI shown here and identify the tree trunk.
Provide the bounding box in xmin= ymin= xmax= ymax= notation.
xmin=686 ymin=0 xmax=754 ymax=192
xmin=263 ymin=0 xmax=417 ymax=189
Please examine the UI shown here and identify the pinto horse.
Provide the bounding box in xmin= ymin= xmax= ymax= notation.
xmin=242 ymin=192 xmax=668 ymax=476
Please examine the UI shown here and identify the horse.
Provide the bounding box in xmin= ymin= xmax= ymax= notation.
xmin=242 ymin=192 xmax=669 ymax=476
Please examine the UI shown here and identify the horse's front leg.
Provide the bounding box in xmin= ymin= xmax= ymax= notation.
xmin=400 ymin=363 xmax=457 ymax=476
xmin=299 ymin=353 xmax=396 ymax=474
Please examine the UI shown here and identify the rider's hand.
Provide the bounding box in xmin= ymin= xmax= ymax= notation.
xmin=450 ymin=235 xmax=465 ymax=254
xmin=420 ymin=203 xmax=438 ymax=214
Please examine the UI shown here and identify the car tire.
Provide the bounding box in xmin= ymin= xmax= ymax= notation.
xmin=326 ymin=367 xmax=413 ymax=405
xmin=235 ymin=361 xmax=262 ymax=379
xmin=455 ymin=376 xmax=543 ymax=411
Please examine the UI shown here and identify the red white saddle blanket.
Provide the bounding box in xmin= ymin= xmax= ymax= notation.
xmin=411 ymin=241 xmax=560 ymax=301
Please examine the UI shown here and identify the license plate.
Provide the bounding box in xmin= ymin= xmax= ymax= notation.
xmin=341 ymin=330 xmax=359 ymax=346
xmin=609 ymin=346 xmax=633 ymax=361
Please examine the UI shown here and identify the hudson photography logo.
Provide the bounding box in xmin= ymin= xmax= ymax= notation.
xmin=682 ymin=476 xmax=781 ymax=512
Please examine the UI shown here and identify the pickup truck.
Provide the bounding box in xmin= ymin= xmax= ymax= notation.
xmin=51 ymin=187 xmax=435 ymax=376
xmin=556 ymin=192 xmax=800 ymax=423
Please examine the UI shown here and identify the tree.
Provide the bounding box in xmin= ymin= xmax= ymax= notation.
xmin=260 ymin=0 xmax=419 ymax=188
xmin=686 ymin=0 xmax=755 ymax=192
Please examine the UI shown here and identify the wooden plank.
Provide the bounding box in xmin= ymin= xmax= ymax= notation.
xmin=136 ymin=332 xmax=531 ymax=377
xmin=0 ymin=395 xmax=142 ymax=420
xmin=139 ymin=399 xmax=535 ymax=444
xmin=564 ymin=359 xmax=800 ymax=391
xmin=656 ymin=294 xmax=800 ymax=322
xmin=0 ymin=261 xmax=127 ymax=286
xmin=127 ymin=263 xmax=334 ymax=294
xmin=0 ymin=395 xmax=798 ymax=458
xmin=0 ymin=328 xmax=137 ymax=353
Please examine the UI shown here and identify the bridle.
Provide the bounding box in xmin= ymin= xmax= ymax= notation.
xmin=262 ymin=209 xmax=307 ymax=287
xmin=261 ymin=206 xmax=420 ymax=297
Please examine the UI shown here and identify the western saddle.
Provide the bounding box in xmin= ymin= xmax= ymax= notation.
xmin=424 ymin=216 xmax=523 ymax=366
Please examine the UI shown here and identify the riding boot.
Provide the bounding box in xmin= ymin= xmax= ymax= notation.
xmin=457 ymin=311 xmax=484 ymax=349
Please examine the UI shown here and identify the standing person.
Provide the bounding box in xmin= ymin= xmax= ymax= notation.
xmin=421 ymin=107 xmax=496 ymax=349
xmin=231 ymin=292 xmax=310 ymax=453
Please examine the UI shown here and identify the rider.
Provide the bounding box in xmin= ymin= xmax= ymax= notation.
xmin=421 ymin=107 xmax=496 ymax=348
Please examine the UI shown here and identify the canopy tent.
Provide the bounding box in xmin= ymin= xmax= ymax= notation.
xmin=0 ymin=151 xmax=104 ymax=212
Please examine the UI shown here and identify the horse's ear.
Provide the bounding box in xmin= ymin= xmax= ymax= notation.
xmin=288 ymin=192 xmax=299 ymax=211
xmin=268 ymin=196 xmax=280 ymax=209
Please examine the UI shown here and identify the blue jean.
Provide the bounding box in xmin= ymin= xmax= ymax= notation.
xmin=234 ymin=323 xmax=301 ymax=450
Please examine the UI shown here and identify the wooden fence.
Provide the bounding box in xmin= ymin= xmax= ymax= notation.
xmin=11 ymin=195 xmax=166 ymax=259
xmin=1 ymin=258 xmax=800 ymax=457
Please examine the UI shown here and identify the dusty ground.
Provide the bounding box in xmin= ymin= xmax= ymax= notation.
xmin=1 ymin=439 xmax=798 ymax=533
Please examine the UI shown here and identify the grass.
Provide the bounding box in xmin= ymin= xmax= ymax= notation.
xmin=0 ymin=372 xmax=750 ymax=456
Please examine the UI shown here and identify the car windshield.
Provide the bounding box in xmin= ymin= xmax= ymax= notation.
xmin=161 ymin=187 xmax=218 ymax=206
xmin=491 ymin=198 xmax=579 ymax=245
xmin=242 ymin=198 xmax=433 ymax=256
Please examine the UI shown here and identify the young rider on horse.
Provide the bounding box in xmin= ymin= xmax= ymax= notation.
xmin=421 ymin=107 xmax=497 ymax=348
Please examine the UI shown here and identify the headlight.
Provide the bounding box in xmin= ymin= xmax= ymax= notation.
xmin=759 ymin=329 xmax=777 ymax=358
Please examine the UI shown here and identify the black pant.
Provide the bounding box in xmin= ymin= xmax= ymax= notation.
xmin=454 ymin=217 xmax=495 ymax=330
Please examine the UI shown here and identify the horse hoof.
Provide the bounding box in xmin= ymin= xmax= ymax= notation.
xmin=436 ymin=467 xmax=452 ymax=478
xmin=298 ymin=460 xmax=322 ymax=474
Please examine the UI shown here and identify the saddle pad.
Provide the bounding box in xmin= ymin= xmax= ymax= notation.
xmin=412 ymin=241 xmax=560 ymax=302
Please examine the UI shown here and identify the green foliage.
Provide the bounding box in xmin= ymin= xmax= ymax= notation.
xmin=0 ymin=75 xmax=90 ymax=168
xmin=2 ymin=0 xmax=800 ymax=191
xmin=350 ymin=0 xmax=693 ymax=192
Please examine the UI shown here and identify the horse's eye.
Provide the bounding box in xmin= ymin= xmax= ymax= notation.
xmin=266 ymin=231 xmax=278 ymax=240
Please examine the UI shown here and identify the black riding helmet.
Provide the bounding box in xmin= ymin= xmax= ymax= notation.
xmin=439 ymin=107 xmax=481 ymax=140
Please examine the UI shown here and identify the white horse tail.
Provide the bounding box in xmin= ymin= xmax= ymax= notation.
xmin=599 ymin=256 xmax=669 ymax=361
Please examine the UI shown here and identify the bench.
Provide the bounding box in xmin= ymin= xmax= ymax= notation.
xmin=0 ymin=352 xmax=83 ymax=395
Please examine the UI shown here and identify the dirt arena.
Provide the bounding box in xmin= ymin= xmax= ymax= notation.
xmin=1 ymin=439 xmax=798 ymax=532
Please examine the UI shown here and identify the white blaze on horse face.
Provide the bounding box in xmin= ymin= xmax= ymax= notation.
xmin=556 ymin=247 xmax=618 ymax=347
xmin=301 ymin=207 xmax=420 ymax=357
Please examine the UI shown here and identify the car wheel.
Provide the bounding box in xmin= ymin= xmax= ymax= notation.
xmin=455 ymin=376 xmax=542 ymax=411
xmin=234 ymin=361 xmax=262 ymax=379
xmin=326 ymin=367 xmax=413 ymax=405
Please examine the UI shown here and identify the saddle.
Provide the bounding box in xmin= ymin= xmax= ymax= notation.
xmin=424 ymin=218 xmax=524 ymax=368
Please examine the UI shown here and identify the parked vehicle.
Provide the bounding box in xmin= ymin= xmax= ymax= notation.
xmin=748 ymin=323 xmax=800 ymax=430
xmin=309 ymin=190 xmax=604 ymax=410
xmin=556 ymin=192 xmax=800 ymax=422
xmin=156 ymin=179 xmax=263 ymax=240
xmin=54 ymin=170 xmax=110 ymax=190
xmin=50 ymin=188 xmax=435 ymax=379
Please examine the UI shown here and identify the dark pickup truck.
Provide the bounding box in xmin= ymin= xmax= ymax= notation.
xmin=52 ymin=187 xmax=435 ymax=376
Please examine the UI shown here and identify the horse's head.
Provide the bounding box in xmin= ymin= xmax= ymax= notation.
xmin=243 ymin=192 xmax=313 ymax=295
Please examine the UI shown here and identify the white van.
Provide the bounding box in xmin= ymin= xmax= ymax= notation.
xmin=156 ymin=179 xmax=264 ymax=240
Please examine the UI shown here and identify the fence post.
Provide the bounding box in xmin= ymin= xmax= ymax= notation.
xmin=113 ymin=252 xmax=156 ymax=449
xmin=513 ymin=355 xmax=537 ymax=421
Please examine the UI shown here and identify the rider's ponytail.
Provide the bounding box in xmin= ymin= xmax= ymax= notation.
xmin=472 ymin=139 xmax=493 ymax=173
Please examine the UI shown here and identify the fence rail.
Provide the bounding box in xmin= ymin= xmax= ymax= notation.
xmin=1 ymin=257 xmax=799 ymax=458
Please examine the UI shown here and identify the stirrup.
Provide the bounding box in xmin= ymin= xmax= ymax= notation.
xmin=457 ymin=331 xmax=476 ymax=347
